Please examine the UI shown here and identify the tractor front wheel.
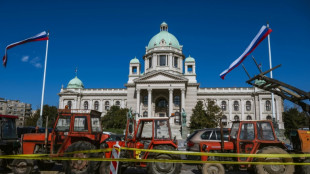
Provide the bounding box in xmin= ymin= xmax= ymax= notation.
xmin=63 ymin=141 xmax=99 ymax=174
xmin=255 ymin=146 xmax=294 ymax=174
xmin=202 ymin=163 xmax=225 ymax=174
xmin=12 ymin=159 xmax=33 ymax=174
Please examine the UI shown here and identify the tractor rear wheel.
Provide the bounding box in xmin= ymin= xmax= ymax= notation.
xmin=147 ymin=145 xmax=181 ymax=174
xmin=202 ymin=163 xmax=225 ymax=174
xmin=63 ymin=141 xmax=99 ymax=174
xmin=12 ymin=159 xmax=33 ymax=174
xmin=255 ymin=146 xmax=294 ymax=174
xmin=301 ymin=158 xmax=310 ymax=174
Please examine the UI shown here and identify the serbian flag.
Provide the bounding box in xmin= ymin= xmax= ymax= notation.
xmin=220 ymin=26 xmax=272 ymax=79
xmin=2 ymin=31 xmax=49 ymax=67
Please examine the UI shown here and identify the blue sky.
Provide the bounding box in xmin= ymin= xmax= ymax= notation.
xmin=0 ymin=0 xmax=309 ymax=109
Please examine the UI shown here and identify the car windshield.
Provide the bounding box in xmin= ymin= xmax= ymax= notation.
xmin=56 ymin=116 xmax=71 ymax=131
xmin=1 ymin=118 xmax=17 ymax=139
xmin=230 ymin=123 xmax=240 ymax=139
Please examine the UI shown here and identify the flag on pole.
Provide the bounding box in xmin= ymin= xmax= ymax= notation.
xmin=2 ymin=31 xmax=49 ymax=67
xmin=220 ymin=26 xmax=272 ymax=79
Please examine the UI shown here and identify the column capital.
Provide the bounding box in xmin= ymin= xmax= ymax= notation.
xmin=181 ymin=88 xmax=186 ymax=92
xmin=136 ymin=88 xmax=141 ymax=92
xmin=169 ymin=88 xmax=174 ymax=93
xmin=148 ymin=88 xmax=152 ymax=92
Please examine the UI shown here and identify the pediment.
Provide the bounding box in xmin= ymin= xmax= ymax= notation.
xmin=134 ymin=71 xmax=188 ymax=83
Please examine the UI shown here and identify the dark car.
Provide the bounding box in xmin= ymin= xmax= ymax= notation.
xmin=186 ymin=128 xmax=230 ymax=159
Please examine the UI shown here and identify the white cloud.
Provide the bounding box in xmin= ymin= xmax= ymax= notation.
xmin=30 ymin=57 xmax=42 ymax=68
xmin=34 ymin=63 xmax=42 ymax=68
xmin=21 ymin=56 xmax=29 ymax=62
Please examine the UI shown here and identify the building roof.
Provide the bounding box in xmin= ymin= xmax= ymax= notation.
xmin=130 ymin=57 xmax=140 ymax=64
xmin=67 ymin=76 xmax=84 ymax=89
xmin=185 ymin=55 xmax=195 ymax=62
xmin=147 ymin=22 xmax=180 ymax=50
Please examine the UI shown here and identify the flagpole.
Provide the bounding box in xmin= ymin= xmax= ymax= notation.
xmin=37 ymin=32 xmax=49 ymax=128
xmin=267 ymin=23 xmax=276 ymax=124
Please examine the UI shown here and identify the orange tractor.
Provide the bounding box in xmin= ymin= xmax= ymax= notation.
xmin=13 ymin=109 xmax=111 ymax=174
xmin=100 ymin=109 xmax=181 ymax=174
xmin=199 ymin=120 xmax=294 ymax=174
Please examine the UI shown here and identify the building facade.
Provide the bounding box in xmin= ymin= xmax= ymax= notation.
xmin=58 ymin=23 xmax=284 ymax=138
xmin=0 ymin=98 xmax=32 ymax=127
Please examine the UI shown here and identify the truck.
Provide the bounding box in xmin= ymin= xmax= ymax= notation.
xmin=12 ymin=108 xmax=110 ymax=174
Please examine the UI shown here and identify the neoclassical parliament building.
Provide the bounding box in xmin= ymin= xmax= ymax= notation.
xmin=58 ymin=22 xmax=284 ymax=138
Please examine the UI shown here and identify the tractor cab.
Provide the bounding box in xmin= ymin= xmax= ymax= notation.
xmin=0 ymin=115 xmax=18 ymax=140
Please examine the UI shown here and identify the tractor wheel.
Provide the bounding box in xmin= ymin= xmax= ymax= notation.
xmin=147 ymin=145 xmax=181 ymax=174
xmin=255 ymin=146 xmax=294 ymax=174
xmin=301 ymin=158 xmax=310 ymax=174
xmin=202 ymin=163 xmax=225 ymax=174
xmin=12 ymin=159 xmax=33 ymax=174
xmin=62 ymin=141 xmax=99 ymax=174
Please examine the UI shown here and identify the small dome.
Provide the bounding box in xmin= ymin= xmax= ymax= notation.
xmin=185 ymin=55 xmax=195 ymax=62
xmin=130 ymin=57 xmax=140 ymax=64
xmin=147 ymin=22 xmax=180 ymax=50
xmin=67 ymin=76 xmax=84 ymax=89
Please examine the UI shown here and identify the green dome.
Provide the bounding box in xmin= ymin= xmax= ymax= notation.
xmin=147 ymin=22 xmax=180 ymax=50
xmin=185 ymin=55 xmax=195 ymax=62
xmin=130 ymin=57 xmax=140 ymax=64
xmin=67 ymin=76 xmax=84 ymax=89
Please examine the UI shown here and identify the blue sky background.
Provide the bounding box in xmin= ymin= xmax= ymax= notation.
xmin=0 ymin=0 xmax=309 ymax=109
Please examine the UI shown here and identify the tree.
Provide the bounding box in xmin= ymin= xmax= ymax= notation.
xmin=189 ymin=100 xmax=222 ymax=130
xmin=101 ymin=106 xmax=128 ymax=129
xmin=283 ymin=107 xmax=309 ymax=138
xmin=25 ymin=105 xmax=58 ymax=128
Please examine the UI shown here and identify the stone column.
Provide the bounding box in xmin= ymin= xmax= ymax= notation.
xmin=169 ymin=89 xmax=173 ymax=117
xmin=148 ymin=89 xmax=152 ymax=117
xmin=136 ymin=89 xmax=140 ymax=116
xmin=181 ymin=89 xmax=185 ymax=110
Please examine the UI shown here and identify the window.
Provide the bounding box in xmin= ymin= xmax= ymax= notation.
xmin=174 ymin=112 xmax=180 ymax=125
xmin=157 ymin=99 xmax=167 ymax=108
xmin=257 ymin=122 xmax=275 ymax=140
xmin=234 ymin=115 xmax=240 ymax=121
xmin=56 ymin=116 xmax=71 ymax=132
xmin=1 ymin=118 xmax=17 ymax=139
xmin=266 ymin=115 xmax=272 ymax=120
xmin=234 ymin=101 xmax=239 ymax=111
xmin=67 ymin=101 xmax=72 ymax=109
xmin=149 ymin=57 xmax=152 ymax=68
xmin=230 ymin=122 xmax=240 ymax=139
xmin=222 ymin=115 xmax=227 ymax=126
xmin=115 ymin=101 xmax=120 ymax=108
xmin=246 ymin=115 xmax=252 ymax=120
xmin=240 ymin=123 xmax=255 ymax=140
xmin=105 ymin=101 xmax=110 ymax=111
xmin=173 ymin=96 xmax=180 ymax=106
xmin=266 ymin=100 xmax=271 ymax=111
xmin=159 ymin=55 xmax=166 ymax=66
xmin=201 ymin=131 xmax=212 ymax=140
xmin=154 ymin=120 xmax=170 ymax=139
xmin=143 ymin=96 xmax=148 ymax=106
xmin=221 ymin=101 xmax=227 ymax=111
xmin=246 ymin=101 xmax=251 ymax=111
xmin=91 ymin=117 xmax=101 ymax=132
xmin=188 ymin=65 xmax=193 ymax=73
xmin=84 ymin=101 xmax=88 ymax=110
xmin=74 ymin=116 xmax=88 ymax=132
xmin=132 ymin=66 xmax=137 ymax=74
xmin=143 ymin=111 xmax=148 ymax=117
xmin=174 ymin=57 xmax=178 ymax=68
xmin=94 ymin=101 xmax=99 ymax=110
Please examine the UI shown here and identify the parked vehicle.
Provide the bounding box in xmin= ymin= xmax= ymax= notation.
xmin=186 ymin=128 xmax=230 ymax=160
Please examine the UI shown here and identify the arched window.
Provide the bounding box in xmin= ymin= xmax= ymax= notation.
xmin=266 ymin=115 xmax=272 ymax=120
xmin=94 ymin=101 xmax=99 ymax=110
xmin=83 ymin=101 xmax=88 ymax=110
xmin=234 ymin=115 xmax=240 ymax=121
xmin=222 ymin=115 xmax=227 ymax=126
xmin=105 ymin=101 xmax=110 ymax=111
xmin=234 ymin=101 xmax=239 ymax=111
xmin=143 ymin=111 xmax=148 ymax=117
xmin=67 ymin=101 xmax=72 ymax=109
xmin=157 ymin=99 xmax=167 ymax=108
xmin=115 ymin=101 xmax=120 ymax=108
xmin=221 ymin=101 xmax=227 ymax=111
xmin=266 ymin=100 xmax=271 ymax=111
xmin=174 ymin=96 xmax=180 ymax=106
xmin=246 ymin=115 xmax=252 ymax=120
xmin=246 ymin=101 xmax=251 ymax=111
xmin=143 ymin=96 xmax=148 ymax=106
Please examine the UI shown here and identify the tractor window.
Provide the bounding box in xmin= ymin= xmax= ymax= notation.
xmin=56 ymin=116 xmax=71 ymax=132
xmin=74 ymin=116 xmax=88 ymax=132
xmin=140 ymin=121 xmax=153 ymax=139
xmin=91 ymin=117 xmax=102 ymax=132
xmin=257 ymin=122 xmax=275 ymax=140
xmin=154 ymin=120 xmax=170 ymax=139
xmin=239 ymin=123 xmax=255 ymax=140
xmin=230 ymin=123 xmax=240 ymax=139
xmin=1 ymin=118 xmax=17 ymax=139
